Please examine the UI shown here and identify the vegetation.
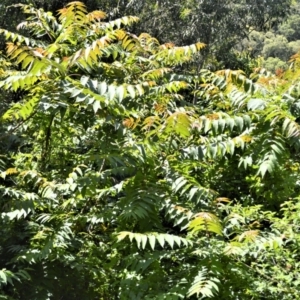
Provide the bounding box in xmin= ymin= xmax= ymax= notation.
xmin=239 ymin=2 xmax=300 ymax=72
xmin=1 ymin=1 xmax=300 ymax=299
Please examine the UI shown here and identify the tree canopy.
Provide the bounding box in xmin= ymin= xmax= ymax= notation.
xmin=0 ymin=0 xmax=295 ymax=69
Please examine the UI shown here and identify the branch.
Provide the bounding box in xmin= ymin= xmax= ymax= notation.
xmin=0 ymin=110 xmax=37 ymax=141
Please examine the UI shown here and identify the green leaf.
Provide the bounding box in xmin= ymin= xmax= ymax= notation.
xmin=247 ymin=98 xmax=266 ymax=110
xmin=148 ymin=235 xmax=156 ymax=250
xmin=0 ymin=270 xmax=7 ymax=285
xmin=127 ymin=85 xmax=136 ymax=98
xmin=157 ymin=234 xmax=165 ymax=248
xmin=93 ymin=100 xmax=101 ymax=113
xmin=189 ymin=212 xmax=223 ymax=235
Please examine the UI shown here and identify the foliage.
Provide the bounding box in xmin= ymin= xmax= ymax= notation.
xmin=119 ymin=0 xmax=293 ymax=70
xmin=2 ymin=0 xmax=293 ymax=70
xmin=1 ymin=2 xmax=300 ymax=299
xmin=263 ymin=57 xmax=288 ymax=73
xmin=239 ymin=2 xmax=300 ymax=72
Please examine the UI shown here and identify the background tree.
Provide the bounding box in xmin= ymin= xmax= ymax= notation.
xmin=120 ymin=0 xmax=293 ymax=69
xmin=0 ymin=0 xmax=294 ymax=69
xmin=239 ymin=1 xmax=300 ymax=72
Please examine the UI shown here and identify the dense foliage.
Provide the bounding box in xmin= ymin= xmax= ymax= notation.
xmin=1 ymin=2 xmax=300 ymax=299
xmin=239 ymin=1 xmax=300 ymax=72
xmin=0 ymin=0 xmax=297 ymax=70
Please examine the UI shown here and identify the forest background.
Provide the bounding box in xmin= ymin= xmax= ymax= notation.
xmin=1 ymin=0 xmax=300 ymax=299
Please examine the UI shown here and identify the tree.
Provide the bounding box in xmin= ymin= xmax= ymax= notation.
xmin=240 ymin=30 xmax=299 ymax=72
xmin=0 ymin=0 xmax=293 ymax=69
xmin=278 ymin=2 xmax=300 ymax=41
xmin=2 ymin=2 xmax=300 ymax=299
xmin=262 ymin=33 xmax=293 ymax=61
xmin=263 ymin=57 xmax=288 ymax=72
xmin=117 ymin=0 xmax=293 ymax=69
